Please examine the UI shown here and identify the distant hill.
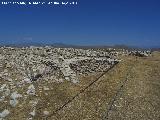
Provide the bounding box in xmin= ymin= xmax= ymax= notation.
xmin=151 ymin=48 xmax=160 ymax=51
xmin=0 ymin=42 xmax=159 ymax=51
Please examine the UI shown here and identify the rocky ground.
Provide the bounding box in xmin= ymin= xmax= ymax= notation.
xmin=0 ymin=46 xmax=157 ymax=120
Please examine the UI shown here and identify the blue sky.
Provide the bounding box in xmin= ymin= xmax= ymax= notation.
xmin=0 ymin=0 xmax=160 ymax=47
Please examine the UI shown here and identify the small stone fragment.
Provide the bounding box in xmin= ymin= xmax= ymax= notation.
xmin=10 ymin=99 xmax=18 ymax=107
xmin=10 ymin=91 xmax=22 ymax=100
xmin=43 ymin=111 xmax=49 ymax=116
xmin=30 ymin=109 xmax=36 ymax=116
xmin=27 ymin=85 xmax=35 ymax=95
xmin=0 ymin=109 xmax=10 ymax=118
xmin=43 ymin=86 xmax=49 ymax=91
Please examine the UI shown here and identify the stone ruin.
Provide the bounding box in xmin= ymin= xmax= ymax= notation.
xmin=0 ymin=46 xmax=122 ymax=84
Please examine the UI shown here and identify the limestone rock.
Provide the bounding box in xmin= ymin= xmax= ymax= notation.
xmin=27 ymin=85 xmax=35 ymax=95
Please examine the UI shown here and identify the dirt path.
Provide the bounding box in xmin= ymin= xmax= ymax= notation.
xmin=50 ymin=52 xmax=160 ymax=120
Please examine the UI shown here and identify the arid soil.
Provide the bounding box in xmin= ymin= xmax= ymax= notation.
xmin=1 ymin=51 xmax=160 ymax=120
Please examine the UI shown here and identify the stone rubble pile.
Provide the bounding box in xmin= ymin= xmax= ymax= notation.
xmin=70 ymin=58 xmax=118 ymax=75
xmin=0 ymin=46 xmax=151 ymax=85
xmin=128 ymin=50 xmax=151 ymax=57
xmin=0 ymin=46 xmax=121 ymax=84
xmin=0 ymin=47 xmax=151 ymax=82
